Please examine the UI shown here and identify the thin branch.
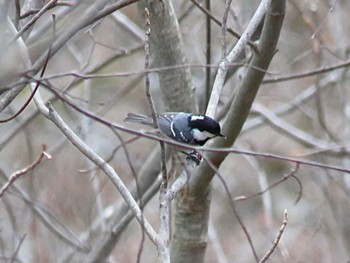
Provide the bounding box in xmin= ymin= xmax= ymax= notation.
xmin=9 ymin=234 xmax=26 ymax=263
xmin=29 ymin=62 xmax=274 ymax=84
xmin=9 ymin=0 xmax=58 ymax=44
xmin=0 ymin=145 xmax=51 ymax=198
xmin=14 ymin=0 xmax=21 ymax=28
xmin=112 ymin=129 xmax=145 ymax=263
xmin=62 ymin=103 xmax=157 ymax=241
xmin=143 ymin=7 xmax=170 ymax=262
xmin=263 ymin=58 xmax=350 ymax=84
xmin=221 ymin=0 xmax=233 ymax=59
xmin=164 ymin=153 xmax=197 ymax=201
xmin=19 ymin=1 xmax=74 ymax=19
xmin=189 ymin=0 xmax=258 ymax=52
xmin=0 ymin=13 xmax=55 ymax=123
xmin=238 ymin=143 xmax=273 ymax=227
xmin=311 ymin=0 xmax=339 ymax=39
xmin=0 ymin=0 xmax=139 ymax=113
xmin=259 ymin=210 xmax=288 ymax=263
xmin=80 ymin=151 xmax=164 ymax=263
xmin=28 ymin=78 xmax=350 ymax=175
xmin=32 ymin=90 xmax=159 ymax=246
xmin=234 ymin=163 xmax=301 ymax=202
xmin=205 ymin=0 xmax=212 ymax=108
xmin=252 ymin=103 xmax=330 ymax=149
xmin=206 ymin=0 xmax=272 ymax=118
xmin=244 ymin=69 xmax=343 ymax=132
xmin=23 ymin=11 xmax=159 ymax=248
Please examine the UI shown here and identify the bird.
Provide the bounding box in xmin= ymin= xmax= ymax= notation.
xmin=124 ymin=112 xmax=224 ymax=146
xmin=124 ymin=112 xmax=225 ymax=165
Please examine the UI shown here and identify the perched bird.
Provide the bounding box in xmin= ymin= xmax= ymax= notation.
xmin=124 ymin=112 xmax=224 ymax=146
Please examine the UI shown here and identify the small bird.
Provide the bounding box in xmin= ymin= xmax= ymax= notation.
xmin=123 ymin=112 xmax=225 ymax=146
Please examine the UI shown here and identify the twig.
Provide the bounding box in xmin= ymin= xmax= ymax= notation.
xmin=259 ymin=210 xmax=288 ymax=263
xmin=144 ymin=7 xmax=158 ymax=131
xmin=164 ymin=153 xmax=196 ymax=201
xmin=112 ymin=130 xmax=145 ymax=263
xmin=221 ymin=0 xmax=233 ymax=59
xmin=29 ymin=79 xmax=350 ymax=175
xmin=189 ymin=0 xmax=258 ymax=52
xmin=9 ymin=0 xmax=58 ymax=44
xmin=205 ymin=0 xmax=212 ymax=106
xmin=44 ymin=86 xmax=350 ymax=173
xmin=0 ymin=13 xmax=56 ymax=123
xmin=311 ymin=0 xmax=339 ymax=39
xmin=252 ymin=103 xmax=329 ymax=149
xmin=33 ymin=62 xmax=267 ymax=82
xmin=143 ymin=7 xmax=170 ymax=262
xmin=239 ymin=145 xmax=273 ymax=227
xmin=244 ymin=70 xmax=342 ymax=132
xmin=263 ymin=58 xmax=350 ymax=84
xmin=40 ymin=100 xmax=159 ymax=246
xmin=206 ymin=0 xmax=271 ymax=118
xmin=234 ymin=163 xmax=301 ymax=202
xmin=28 ymin=42 xmax=158 ymax=247
xmin=0 ymin=170 xmax=89 ymax=252
xmin=19 ymin=1 xmax=74 ymax=19
xmin=10 ymin=234 xmax=26 ymax=263
xmin=0 ymin=14 xmax=55 ymax=123
xmin=0 ymin=145 xmax=51 ymax=198
xmin=0 ymin=0 xmax=139 ymax=113
xmin=14 ymin=0 xmax=21 ymax=28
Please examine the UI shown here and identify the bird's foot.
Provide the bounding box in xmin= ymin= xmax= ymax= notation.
xmin=181 ymin=150 xmax=202 ymax=166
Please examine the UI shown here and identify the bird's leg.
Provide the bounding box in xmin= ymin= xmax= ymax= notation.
xmin=180 ymin=150 xmax=203 ymax=166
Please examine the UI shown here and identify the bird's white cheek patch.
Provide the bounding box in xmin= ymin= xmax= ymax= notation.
xmin=192 ymin=129 xmax=215 ymax=141
xmin=190 ymin=115 xmax=205 ymax=121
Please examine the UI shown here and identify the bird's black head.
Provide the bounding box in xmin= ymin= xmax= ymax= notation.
xmin=188 ymin=115 xmax=224 ymax=140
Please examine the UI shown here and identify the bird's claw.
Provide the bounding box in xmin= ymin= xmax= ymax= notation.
xmin=181 ymin=150 xmax=202 ymax=166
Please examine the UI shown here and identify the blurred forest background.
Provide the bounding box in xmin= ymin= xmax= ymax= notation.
xmin=0 ymin=0 xmax=350 ymax=262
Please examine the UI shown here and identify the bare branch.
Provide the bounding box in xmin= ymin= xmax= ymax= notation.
xmin=9 ymin=0 xmax=58 ymax=44
xmin=26 ymin=79 xmax=350 ymax=175
xmin=9 ymin=234 xmax=26 ymax=263
xmin=259 ymin=210 xmax=288 ymax=263
xmin=0 ymin=145 xmax=51 ymax=198
xmin=143 ymin=7 xmax=170 ymax=262
xmin=206 ymin=0 xmax=272 ymax=118
xmin=31 ymin=88 xmax=159 ymax=246
xmin=234 ymin=163 xmax=300 ymax=202
xmin=221 ymin=0 xmax=232 ymax=59
xmin=263 ymin=58 xmax=350 ymax=84
xmin=252 ymin=103 xmax=330 ymax=149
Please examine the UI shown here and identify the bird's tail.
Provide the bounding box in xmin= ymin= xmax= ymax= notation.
xmin=123 ymin=113 xmax=154 ymax=126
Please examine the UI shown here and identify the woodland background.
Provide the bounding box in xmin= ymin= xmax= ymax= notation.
xmin=0 ymin=0 xmax=350 ymax=262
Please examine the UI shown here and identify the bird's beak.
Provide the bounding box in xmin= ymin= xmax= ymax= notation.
xmin=218 ymin=133 xmax=226 ymax=139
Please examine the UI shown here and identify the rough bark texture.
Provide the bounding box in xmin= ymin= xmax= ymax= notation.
xmin=170 ymin=187 xmax=211 ymax=263
xmin=141 ymin=0 xmax=196 ymax=113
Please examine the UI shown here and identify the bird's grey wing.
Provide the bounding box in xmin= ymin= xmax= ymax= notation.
xmin=157 ymin=113 xmax=193 ymax=144
xmin=157 ymin=114 xmax=176 ymax=138
xmin=172 ymin=113 xmax=193 ymax=144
